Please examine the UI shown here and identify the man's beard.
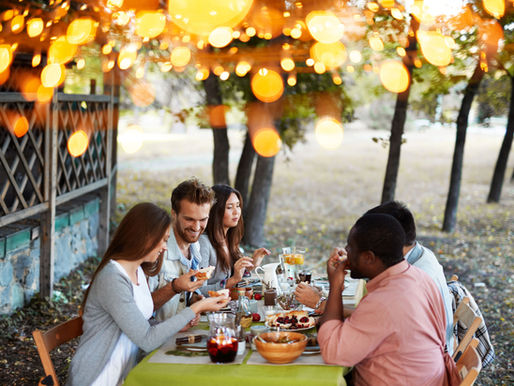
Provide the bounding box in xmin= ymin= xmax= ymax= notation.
xmin=175 ymin=222 xmax=203 ymax=244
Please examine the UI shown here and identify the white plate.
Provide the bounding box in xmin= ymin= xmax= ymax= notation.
xmin=264 ymin=321 xmax=315 ymax=332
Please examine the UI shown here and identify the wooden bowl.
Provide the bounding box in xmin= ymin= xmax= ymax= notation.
xmin=254 ymin=331 xmax=307 ymax=364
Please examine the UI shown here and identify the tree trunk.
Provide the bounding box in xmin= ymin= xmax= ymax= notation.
xmin=443 ymin=63 xmax=484 ymax=232
xmin=243 ymin=155 xmax=275 ymax=247
xmin=235 ymin=130 xmax=256 ymax=216
xmin=487 ymin=75 xmax=514 ymax=203
xmin=380 ymin=18 xmax=418 ymax=204
xmin=203 ymin=74 xmax=230 ymax=185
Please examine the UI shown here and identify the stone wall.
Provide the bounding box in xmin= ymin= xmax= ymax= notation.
xmin=0 ymin=197 xmax=100 ymax=314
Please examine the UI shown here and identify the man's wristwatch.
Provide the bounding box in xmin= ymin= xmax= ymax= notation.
xmin=314 ymin=296 xmax=327 ymax=313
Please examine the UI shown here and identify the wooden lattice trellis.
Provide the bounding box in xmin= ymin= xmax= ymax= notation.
xmin=0 ymin=70 xmax=119 ymax=297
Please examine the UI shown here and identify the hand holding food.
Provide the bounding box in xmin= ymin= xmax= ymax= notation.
xmin=208 ymin=289 xmax=230 ymax=297
xmin=195 ymin=266 xmax=215 ymax=280
xmin=233 ymin=257 xmax=254 ymax=281
xmin=190 ymin=294 xmax=230 ymax=314
xmin=173 ymin=270 xmax=206 ymax=292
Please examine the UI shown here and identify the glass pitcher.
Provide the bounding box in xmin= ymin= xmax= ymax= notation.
xmin=207 ymin=312 xmax=238 ymax=363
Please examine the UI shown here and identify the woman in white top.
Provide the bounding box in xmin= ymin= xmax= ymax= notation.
xmin=68 ymin=203 xmax=229 ymax=386
xmin=199 ymin=185 xmax=270 ymax=295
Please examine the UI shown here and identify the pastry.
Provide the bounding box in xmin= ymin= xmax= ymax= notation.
xmin=196 ymin=266 xmax=215 ymax=280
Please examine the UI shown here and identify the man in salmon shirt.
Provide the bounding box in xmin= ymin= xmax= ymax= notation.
xmin=318 ymin=213 xmax=460 ymax=385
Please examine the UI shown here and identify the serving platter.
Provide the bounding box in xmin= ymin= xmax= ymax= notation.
xmin=264 ymin=321 xmax=315 ymax=332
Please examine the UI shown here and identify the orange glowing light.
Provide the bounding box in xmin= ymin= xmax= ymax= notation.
xmin=13 ymin=116 xmax=29 ymax=137
xmin=280 ymin=58 xmax=295 ymax=72
xmin=251 ymin=68 xmax=284 ymax=103
xmin=102 ymin=44 xmax=112 ymax=55
xmin=48 ymin=37 xmax=77 ymax=64
xmin=332 ymin=73 xmax=342 ymax=85
xmin=396 ymin=47 xmax=406 ymax=57
xmin=249 ymin=6 xmax=284 ymax=39
xmin=367 ymin=2 xmax=379 ymax=12
xmin=37 ymin=85 xmax=53 ymax=103
xmin=252 ymin=128 xmax=281 ymax=157
xmin=369 ymin=34 xmax=384 ymax=51
xmin=208 ymin=26 xmax=233 ymax=48
xmin=417 ymin=30 xmax=452 ymax=67
xmin=67 ymin=130 xmax=89 ymax=157
xmin=306 ymin=58 xmax=315 ymax=66
xmin=41 ymin=63 xmax=65 ymax=88
xmin=391 ymin=8 xmax=403 ymax=20
xmin=21 ymin=76 xmax=40 ymax=101
xmin=118 ymin=45 xmax=137 ymax=70
xmin=195 ymin=67 xmax=210 ymax=81
xmin=11 ymin=15 xmax=24 ymax=33
xmin=0 ymin=68 xmax=9 ymax=86
xmin=136 ymin=11 xmax=166 ymax=38
xmin=378 ymin=0 xmax=395 ymax=8
xmin=27 ymin=18 xmax=43 ymax=37
xmin=314 ymin=62 xmax=326 ymax=74
xmin=310 ymin=42 xmax=347 ymax=70
xmin=379 ymin=60 xmax=410 ymax=93
xmin=76 ymin=58 xmax=85 ymax=70
xmin=483 ymin=0 xmax=505 ymax=18
xmin=208 ymin=105 xmax=227 ymax=128
xmin=0 ymin=45 xmax=13 ymax=73
xmin=170 ymin=46 xmax=191 ymax=67
xmin=315 ymin=117 xmax=343 ymax=150
xmin=129 ymin=80 xmax=155 ymax=107
xmin=67 ymin=18 xmax=96 ymax=45
xmin=306 ymin=11 xmax=344 ymax=44
xmin=236 ymin=61 xmax=251 ymax=77
xmin=287 ymin=73 xmax=296 ymax=86
xmin=32 ymin=53 xmax=41 ymax=67
xmin=169 ymin=0 xmax=253 ymax=36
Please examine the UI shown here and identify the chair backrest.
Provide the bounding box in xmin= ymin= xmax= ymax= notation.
xmin=452 ymin=297 xmax=482 ymax=361
xmin=457 ymin=338 xmax=482 ymax=386
xmin=32 ymin=316 xmax=83 ymax=386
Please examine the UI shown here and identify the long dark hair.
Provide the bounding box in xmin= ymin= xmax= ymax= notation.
xmin=81 ymin=202 xmax=171 ymax=311
xmin=206 ymin=185 xmax=244 ymax=271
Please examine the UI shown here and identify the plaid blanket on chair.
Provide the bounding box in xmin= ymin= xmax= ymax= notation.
xmin=447 ymin=279 xmax=495 ymax=367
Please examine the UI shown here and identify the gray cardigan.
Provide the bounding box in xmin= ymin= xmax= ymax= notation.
xmin=198 ymin=234 xmax=231 ymax=296
xmin=67 ymin=262 xmax=196 ymax=386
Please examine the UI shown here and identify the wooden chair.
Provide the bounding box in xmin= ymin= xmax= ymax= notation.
xmin=32 ymin=316 xmax=83 ymax=386
xmin=456 ymin=338 xmax=482 ymax=386
xmin=452 ymin=297 xmax=482 ymax=362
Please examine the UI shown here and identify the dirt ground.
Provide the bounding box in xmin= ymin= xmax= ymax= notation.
xmin=1 ymin=125 xmax=512 ymax=384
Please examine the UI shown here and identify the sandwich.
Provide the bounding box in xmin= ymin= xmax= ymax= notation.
xmin=208 ymin=289 xmax=230 ymax=298
xmin=195 ymin=266 xmax=215 ymax=280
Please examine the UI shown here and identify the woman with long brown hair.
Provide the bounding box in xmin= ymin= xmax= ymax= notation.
xmin=199 ymin=185 xmax=270 ymax=295
xmin=68 ymin=203 xmax=228 ymax=386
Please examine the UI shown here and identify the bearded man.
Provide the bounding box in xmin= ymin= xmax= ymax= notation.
xmin=149 ymin=178 xmax=215 ymax=322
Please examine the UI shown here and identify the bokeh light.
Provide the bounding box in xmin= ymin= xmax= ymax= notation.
xmin=306 ymin=11 xmax=344 ymax=44
xmin=369 ymin=34 xmax=384 ymax=51
xmin=208 ymin=105 xmax=227 ymax=128
xmin=208 ymin=26 xmax=233 ymax=48
xmin=195 ymin=67 xmax=210 ymax=81
xmin=37 ymin=85 xmax=53 ymax=103
xmin=136 ymin=11 xmax=166 ymax=38
xmin=315 ymin=117 xmax=343 ymax=150
xmin=0 ymin=45 xmax=13 ymax=73
xmin=67 ymin=130 xmax=89 ymax=157
xmin=32 ymin=53 xmax=41 ymax=67
xmin=310 ymin=42 xmax=347 ymax=70
xmin=118 ymin=124 xmax=144 ymax=154
xmin=252 ymin=128 xmax=281 ymax=157
xmin=27 ymin=18 xmax=43 ymax=37
xmin=349 ymin=50 xmax=362 ymax=63
xmin=280 ymin=58 xmax=295 ymax=72
xmin=41 ymin=63 xmax=65 ymax=88
xmin=417 ymin=30 xmax=452 ymax=67
xmin=235 ymin=61 xmax=251 ymax=77
xmin=170 ymin=46 xmax=191 ymax=67
xmin=21 ymin=75 xmax=40 ymax=101
xmin=118 ymin=45 xmax=138 ymax=70
xmin=287 ymin=73 xmax=296 ymax=86
xmin=13 ymin=116 xmax=29 ymax=138
xmin=48 ymin=37 xmax=77 ymax=64
xmin=128 ymin=79 xmax=155 ymax=107
xmin=169 ymin=0 xmax=253 ymax=36
xmin=379 ymin=60 xmax=410 ymax=93
xmin=67 ymin=18 xmax=96 ymax=45
xmin=11 ymin=15 xmax=24 ymax=34
xmin=251 ymin=68 xmax=284 ymax=103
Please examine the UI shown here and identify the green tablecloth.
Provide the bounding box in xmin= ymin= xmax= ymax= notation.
xmin=124 ymin=350 xmax=348 ymax=386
